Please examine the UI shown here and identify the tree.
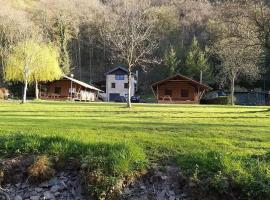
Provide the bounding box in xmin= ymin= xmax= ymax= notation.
xmin=4 ymin=39 xmax=62 ymax=103
xmin=186 ymin=37 xmax=209 ymax=83
xmin=0 ymin=1 xmax=33 ymax=84
xmin=32 ymin=43 xmax=62 ymax=99
xmin=215 ymin=38 xmax=261 ymax=105
xmin=210 ymin=1 xmax=263 ymax=105
xmin=34 ymin=0 xmax=81 ymax=75
xmin=101 ymin=0 xmax=159 ymax=108
xmin=164 ymin=46 xmax=180 ymax=76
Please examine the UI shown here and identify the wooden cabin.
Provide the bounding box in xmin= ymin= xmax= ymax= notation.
xmin=151 ymin=74 xmax=211 ymax=104
xmin=40 ymin=75 xmax=102 ymax=101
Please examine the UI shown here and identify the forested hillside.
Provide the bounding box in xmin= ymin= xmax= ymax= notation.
xmin=1 ymin=0 xmax=270 ymax=94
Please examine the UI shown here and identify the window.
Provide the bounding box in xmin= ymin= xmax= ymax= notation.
xmin=54 ymin=87 xmax=61 ymax=94
xmin=111 ymin=83 xmax=116 ymax=88
xmin=181 ymin=89 xmax=189 ymax=97
xmin=115 ymin=75 xmax=124 ymax=80
xmin=124 ymin=83 xmax=128 ymax=89
xmin=164 ymin=89 xmax=172 ymax=96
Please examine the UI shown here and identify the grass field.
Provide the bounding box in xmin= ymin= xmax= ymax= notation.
xmin=0 ymin=101 xmax=269 ymax=199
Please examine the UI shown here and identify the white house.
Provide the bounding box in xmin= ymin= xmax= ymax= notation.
xmin=105 ymin=66 xmax=136 ymax=101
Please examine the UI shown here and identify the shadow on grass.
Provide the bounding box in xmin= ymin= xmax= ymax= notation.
xmin=243 ymin=108 xmax=270 ymax=114
xmin=0 ymin=133 xmax=147 ymax=177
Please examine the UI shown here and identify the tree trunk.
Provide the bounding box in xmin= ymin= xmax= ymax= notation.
xmin=200 ymin=70 xmax=203 ymax=84
xmin=22 ymin=80 xmax=28 ymax=104
xmin=230 ymin=76 xmax=235 ymax=105
xmin=127 ymin=71 xmax=132 ymax=108
xmin=78 ymin=35 xmax=82 ymax=80
xmin=35 ymin=80 xmax=39 ymax=100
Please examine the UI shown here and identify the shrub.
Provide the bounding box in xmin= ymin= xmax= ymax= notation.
xmin=201 ymin=96 xmax=229 ymax=105
xmin=27 ymin=155 xmax=55 ymax=183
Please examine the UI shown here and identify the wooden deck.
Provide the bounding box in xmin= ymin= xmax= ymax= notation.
xmin=157 ymin=96 xmax=199 ymax=104
xmin=158 ymin=100 xmax=199 ymax=104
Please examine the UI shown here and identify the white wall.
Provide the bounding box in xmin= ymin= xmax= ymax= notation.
xmin=106 ymin=74 xmax=136 ymax=101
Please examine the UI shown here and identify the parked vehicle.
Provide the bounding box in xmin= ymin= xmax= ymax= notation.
xmin=114 ymin=96 xmax=127 ymax=102
xmin=131 ymin=96 xmax=140 ymax=103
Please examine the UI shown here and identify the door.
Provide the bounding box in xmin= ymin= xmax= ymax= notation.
xmin=109 ymin=93 xmax=120 ymax=101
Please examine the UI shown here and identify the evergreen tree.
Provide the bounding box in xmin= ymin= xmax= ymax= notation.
xmin=186 ymin=37 xmax=209 ymax=83
xmin=164 ymin=46 xmax=180 ymax=76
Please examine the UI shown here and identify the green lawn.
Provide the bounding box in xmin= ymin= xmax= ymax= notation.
xmin=0 ymin=101 xmax=269 ymax=199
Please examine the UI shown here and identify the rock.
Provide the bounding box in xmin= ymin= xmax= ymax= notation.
xmin=50 ymin=185 xmax=62 ymax=193
xmin=14 ymin=195 xmax=23 ymax=200
xmin=161 ymin=175 xmax=168 ymax=180
xmin=21 ymin=183 xmax=28 ymax=189
xmin=35 ymin=187 xmax=43 ymax=193
xmin=48 ymin=177 xmax=58 ymax=186
xmin=180 ymin=193 xmax=187 ymax=198
xmin=60 ymin=180 xmax=68 ymax=188
xmin=169 ymin=196 xmax=175 ymax=200
xmin=39 ymin=181 xmax=49 ymax=188
xmin=140 ymin=185 xmax=146 ymax=190
xmin=54 ymin=192 xmax=61 ymax=197
xmin=3 ymin=168 xmax=88 ymax=200
xmin=43 ymin=191 xmax=55 ymax=199
xmin=30 ymin=195 xmax=40 ymax=200
xmin=157 ymin=190 xmax=166 ymax=200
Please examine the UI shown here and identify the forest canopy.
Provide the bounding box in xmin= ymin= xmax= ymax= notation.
xmin=0 ymin=0 xmax=270 ymax=94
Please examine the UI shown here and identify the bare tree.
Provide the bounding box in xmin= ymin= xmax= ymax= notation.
xmin=0 ymin=1 xmax=33 ymax=83
xmin=215 ymin=38 xmax=261 ymax=105
xmin=100 ymin=0 xmax=159 ymax=107
xmin=212 ymin=2 xmax=262 ymax=105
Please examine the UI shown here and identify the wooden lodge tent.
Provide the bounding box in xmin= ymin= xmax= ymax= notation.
xmin=151 ymin=74 xmax=211 ymax=104
xmin=40 ymin=75 xmax=102 ymax=101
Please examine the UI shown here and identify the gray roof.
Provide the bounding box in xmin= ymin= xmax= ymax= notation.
xmin=63 ymin=75 xmax=102 ymax=92
xmin=105 ymin=66 xmax=128 ymax=75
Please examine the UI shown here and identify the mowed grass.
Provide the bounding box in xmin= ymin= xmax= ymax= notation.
xmin=0 ymin=101 xmax=269 ymax=198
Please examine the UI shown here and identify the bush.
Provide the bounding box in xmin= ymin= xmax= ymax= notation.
xmin=201 ymin=96 xmax=229 ymax=105
xmin=27 ymin=155 xmax=55 ymax=183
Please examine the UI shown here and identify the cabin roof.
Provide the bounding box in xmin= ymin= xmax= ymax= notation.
xmin=63 ymin=75 xmax=102 ymax=92
xmin=151 ymin=74 xmax=211 ymax=90
xmin=105 ymin=66 xmax=128 ymax=75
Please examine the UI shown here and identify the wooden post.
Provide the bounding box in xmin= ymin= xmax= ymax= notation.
xmin=157 ymin=85 xmax=159 ymax=103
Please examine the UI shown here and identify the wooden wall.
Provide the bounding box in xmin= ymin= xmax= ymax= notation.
xmin=156 ymin=81 xmax=198 ymax=102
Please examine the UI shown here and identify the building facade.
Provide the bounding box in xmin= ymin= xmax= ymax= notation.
xmin=151 ymin=74 xmax=211 ymax=104
xmin=40 ymin=76 xmax=102 ymax=101
xmin=105 ymin=67 xmax=136 ymax=101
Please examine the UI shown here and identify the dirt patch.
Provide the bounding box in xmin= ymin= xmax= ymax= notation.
xmin=121 ymin=165 xmax=233 ymax=200
xmin=121 ymin=165 xmax=190 ymax=200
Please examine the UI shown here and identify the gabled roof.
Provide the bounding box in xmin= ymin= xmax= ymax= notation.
xmin=63 ymin=75 xmax=102 ymax=92
xmin=151 ymin=74 xmax=211 ymax=90
xmin=105 ymin=66 xmax=128 ymax=75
